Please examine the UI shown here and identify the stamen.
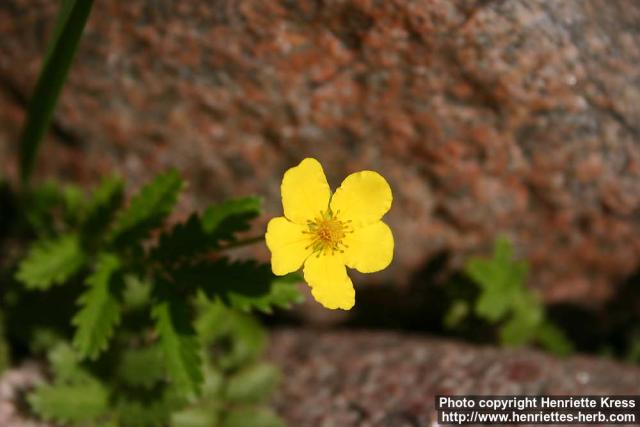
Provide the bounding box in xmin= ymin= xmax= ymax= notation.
xmin=304 ymin=208 xmax=353 ymax=256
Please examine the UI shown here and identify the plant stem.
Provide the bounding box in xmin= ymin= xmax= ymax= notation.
xmin=220 ymin=235 xmax=265 ymax=250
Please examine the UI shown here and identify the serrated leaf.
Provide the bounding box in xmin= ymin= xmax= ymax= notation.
xmin=196 ymin=302 xmax=267 ymax=370
xmin=16 ymin=234 xmax=86 ymax=289
xmin=116 ymin=394 xmax=173 ymax=427
xmin=225 ymin=363 xmax=279 ymax=403
xmin=61 ymin=183 xmax=86 ymax=225
xmin=223 ymin=408 xmax=284 ymax=427
xmin=152 ymin=196 xmax=263 ymax=264
xmin=499 ymin=292 xmax=543 ymax=346
xmin=117 ymin=345 xmax=165 ymax=388
xmin=82 ymin=175 xmax=124 ymax=238
xmin=201 ymin=197 xmax=261 ymax=243
xmin=151 ymin=213 xmax=211 ymax=264
xmin=122 ymin=274 xmax=152 ymax=310
xmin=465 ymin=237 xmax=528 ymax=322
xmin=72 ymin=253 xmax=123 ymax=359
xmin=171 ymin=407 xmax=220 ymax=427
xmin=48 ymin=342 xmax=92 ymax=384
xmin=152 ymin=287 xmax=203 ymax=397
xmin=535 ymin=321 xmax=574 ymax=357
xmin=110 ymin=170 xmax=182 ymax=247
xmin=174 ymin=260 xmax=303 ymax=313
xmin=29 ymin=381 xmax=108 ymax=424
xmin=23 ymin=182 xmax=63 ymax=236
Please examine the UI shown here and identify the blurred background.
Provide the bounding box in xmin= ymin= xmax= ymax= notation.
xmin=1 ymin=0 xmax=639 ymax=426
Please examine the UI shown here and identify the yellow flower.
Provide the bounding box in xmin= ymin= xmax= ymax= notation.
xmin=266 ymin=158 xmax=394 ymax=310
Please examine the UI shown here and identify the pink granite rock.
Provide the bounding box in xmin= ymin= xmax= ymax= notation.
xmin=0 ymin=0 xmax=639 ymax=304
xmin=1 ymin=330 xmax=639 ymax=426
xmin=267 ymin=329 xmax=640 ymax=426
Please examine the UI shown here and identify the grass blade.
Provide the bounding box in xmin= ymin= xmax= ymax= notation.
xmin=19 ymin=0 xmax=94 ymax=184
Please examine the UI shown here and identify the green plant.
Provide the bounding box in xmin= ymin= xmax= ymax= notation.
xmin=19 ymin=0 xmax=95 ymax=184
xmin=445 ymin=237 xmax=573 ymax=356
xmin=0 ymin=1 xmax=304 ymax=424
xmin=3 ymin=173 xmax=302 ymax=426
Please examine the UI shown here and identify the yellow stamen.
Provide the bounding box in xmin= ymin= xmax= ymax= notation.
xmin=304 ymin=209 xmax=352 ymax=256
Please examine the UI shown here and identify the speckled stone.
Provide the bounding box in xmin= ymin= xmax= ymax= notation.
xmin=267 ymin=329 xmax=640 ymax=427
xmin=0 ymin=330 xmax=638 ymax=426
xmin=0 ymin=0 xmax=639 ymax=304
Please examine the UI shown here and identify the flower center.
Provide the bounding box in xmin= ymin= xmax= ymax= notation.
xmin=304 ymin=210 xmax=352 ymax=255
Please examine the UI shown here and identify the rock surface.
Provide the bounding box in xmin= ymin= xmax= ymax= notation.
xmin=1 ymin=0 xmax=639 ymax=303
xmin=267 ymin=329 xmax=640 ymax=426
xmin=1 ymin=330 xmax=639 ymax=426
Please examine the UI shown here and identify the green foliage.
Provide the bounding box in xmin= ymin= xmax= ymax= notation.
xmin=225 ymin=363 xmax=280 ymax=403
xmin=152 ymin=290 xmax=204 ymax=397
xmin=196 ymin=302 xmax=267 ymax=371
xmin=48 ymin=342 xmax=90 ymax=384
xmin=82 ymin=176 xmax=124 ymax=239
xmin=109 ymin=170 xmax=183 ymax=247
xmin=116 ymin=345 xmax=166 ymax=389
xmin=465 ymin=237 xmax=528 ymax=321
xmin=535 ymin=321 xmax=575 ymax=357
xmin=175 ymin=261 xmax=303 ymax=313
xmin=72 ymin=253 xmax=123 ymax=359
xmin=201 ymin=197 xmax=262 ymax=243
xmin=4 ymin=169 xmax=300 ymax=427
xmin=19 ymin=0 xmax=95 ymax=183
xmin=115 ymin=391 xmax=177 ymax=427
xmin=152 ymin=197 xmax=261 ymax=264
xmin=29 ymin=381 xmax=109 ymax=424
xmin=222 ymin=408 xmax=284 ymax=427
xmin=15 ymin=234 xmax=85 ymax=289
xmin=172 ymin=407 xmax=220 ymax=427
xmin=457 ymin=237 xmax=573 ymax=356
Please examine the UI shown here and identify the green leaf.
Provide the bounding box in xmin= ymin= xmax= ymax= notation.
xmin=222 ymin=408 xmax=284 ymax=427
xmin=110 ymin=170 xmax=183 ymax=247
xmin=535 ymin=321 xmax=574 ymax=357
xmin=152 ymin=196 xmax=264 ymax=264
xmin=122 ymin=274 xmax=152 ymax=311
xmin=48 ymin=342 xmax=92 ymax=384
xmin=16 ymin=234 xmax=86 ymax=289
xmin=72 ymin=253 xmax=123 ymax=359
xmin=196 ymin=302 xmax=267 ymax=370
xmin=19 ymin=0 xmax=95 ymax=183
xmin=174 ymin=260 xmax=303 ymax=313
xmin=22 ymin=182 xmax=65 ymax=237
xmin=499 ymin=292 xmax=543 ymax=346
xmin=29 ymin=381 xmax=109 ymax=424
xmin=117 ymin=345 xmax=165 ymax=389
xmin=443 ymin=300 xmax=470 ymax=329
xmin=225 ymin=363 xmax=279 ymax=403
xmin=465 ymin=237 xmax=528 ymax=321
xmin=151 ymin=213 xmax=212 ymax=264
xmin=201 ymin=197 xmax=261 ymax=244
xmin=61 ymin=183 xmax=86 ymax=225
xmin=171 ymin=407 xmax=220 ymax=427
xmin=82 ymin=175 xmax=124 ymax=238
xmin=116 ymin=393 xmax=174 ymax=427
xmin=152 ymin=286 xmax=203 ymax=397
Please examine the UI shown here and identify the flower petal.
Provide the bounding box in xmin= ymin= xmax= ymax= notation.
xmin=303 ymin=254 xmax=354 ymax=310
xmin=265 ymin=217 xmax=311 ymax=276
xmin=330 ymin=171 xmax=392 ymax=227
xmin=281 ymin=158 xmax=331 ymax=224
xmin=343 ymin=221 xmax=394 ymax=273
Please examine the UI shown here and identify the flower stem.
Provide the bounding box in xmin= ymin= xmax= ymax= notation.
xmin=220 ymin=235 xmax=265 ymax=250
